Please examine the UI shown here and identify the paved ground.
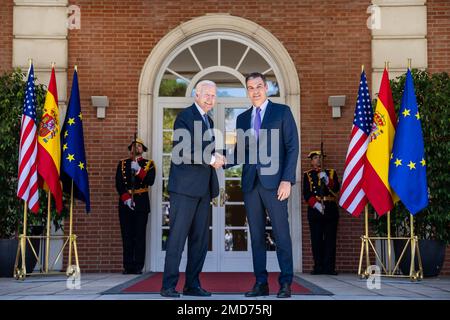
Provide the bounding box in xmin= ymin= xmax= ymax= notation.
xmin=1 ymin=273 xmax=449 ymax=300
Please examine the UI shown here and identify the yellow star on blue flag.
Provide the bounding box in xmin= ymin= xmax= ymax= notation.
xmin=61 ymin=68 xmax=90 ymax=213
xmin=388 ymin=69 xmax=428 ymax=214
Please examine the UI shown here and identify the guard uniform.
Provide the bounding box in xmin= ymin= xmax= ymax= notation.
xmin=303 ymin=153 xmax=340 ymax=275
xmin=115 ymin=150 xmax=155 ymax=274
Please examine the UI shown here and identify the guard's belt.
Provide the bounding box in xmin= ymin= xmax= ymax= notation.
xmin=317 ymin=196 xmax=336 ymax=202
xmin=128 ymin=188 xmax=149 ymax=194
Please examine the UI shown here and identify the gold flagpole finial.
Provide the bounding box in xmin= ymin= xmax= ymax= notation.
xmin=74 ymin=65 xmax=78 ymax=72
xmin=28 ymin=58 xmax=33 ymax=67
xmin=385 ymin=61 xmax=389 ymax=71
xmin=51 ymin=62 xmax=56 ymax=68
xmin=408 ymin=58 xmax=412 ymax=70
xmin=361 ymin=64 xmax=365 ymax=72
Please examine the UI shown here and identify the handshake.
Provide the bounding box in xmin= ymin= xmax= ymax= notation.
xmin=211 ymin=152 xmax=227 ymax=169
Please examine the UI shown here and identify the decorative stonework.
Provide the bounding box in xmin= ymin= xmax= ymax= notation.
xmin=371 ymin=0 xmax=427 ymax=95
xmin=13 ymin=0 xmax=68 ymax=108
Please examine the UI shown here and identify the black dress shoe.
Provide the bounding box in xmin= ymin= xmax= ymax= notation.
xmin=160 ymin=287 xmax=180 ymax=298
xmin=183 ymin=287 xmax=212 ymax=297
xmin=122 ymin=269 xmax=134 ymax=275
xmin=277 ymin=283 xmax=291 ymax=298
xmin=245 ymin=282 xmax=269 ymax=297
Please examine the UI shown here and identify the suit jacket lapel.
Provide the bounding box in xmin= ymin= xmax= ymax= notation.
xmin=241 ymin=107 xmax=252 ymax=131
xmin=260 ymin=100 xmax=274 ymax=130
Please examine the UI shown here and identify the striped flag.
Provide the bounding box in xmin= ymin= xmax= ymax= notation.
xmin=339 ymin=70 xmax=373 ymax=217
xmin=17 ymin=63 xmax=40 ymax=213
xmin=37 ymin=66 xmax=63 ymax=212
xmin=362 ymin=68 xmax=398 ymax=216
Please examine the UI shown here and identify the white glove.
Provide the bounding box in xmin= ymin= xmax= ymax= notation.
xmin=313 ymin=202 xmax=324 ymax=213
xmin=319 ymin=171 xmax=329 ymax=185
xmin=131 ymin=161 xmax=141 ymax=174
xmin=124 ymin=198 xmax=135 ymax=210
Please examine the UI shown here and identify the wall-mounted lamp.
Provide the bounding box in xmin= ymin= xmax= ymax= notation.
xmin=91 ymin=96 xmax=109 ymax=119
xmin=328 ymin=95 xmax=346 ymax=118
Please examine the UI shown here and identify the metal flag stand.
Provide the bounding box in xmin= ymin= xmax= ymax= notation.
xmin=14 ymin=182 xmax=80 ymax=280
xmin=357 ymin=206 xmax=423 ymax=281
xmin=14 ymin=61 xmax=80 ymax=279
xmin=357 ymin=59 xmax=423 ymax=281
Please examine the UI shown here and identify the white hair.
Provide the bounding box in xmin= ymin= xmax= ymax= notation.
xmin=195 ymin=80 xmax=216 ymax=94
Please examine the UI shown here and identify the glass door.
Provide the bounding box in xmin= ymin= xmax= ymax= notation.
xmin=215 ymin=102 xmax=280 ymax=271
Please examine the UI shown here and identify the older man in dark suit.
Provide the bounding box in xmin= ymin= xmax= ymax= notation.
xmin=226 ymin=72 xmax=299 ymax=298
xmin=160 ymin=80 xmax=224 ymax=298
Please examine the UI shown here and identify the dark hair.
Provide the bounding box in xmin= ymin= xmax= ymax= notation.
xmin=245 ymin=72 xmax=266 ymax=87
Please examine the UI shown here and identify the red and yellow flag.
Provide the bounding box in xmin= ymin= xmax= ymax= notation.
xmin=362 ymin=68 xmax=398 ymax=216
xmin=37 ymin=66 xmax=63 ymax=212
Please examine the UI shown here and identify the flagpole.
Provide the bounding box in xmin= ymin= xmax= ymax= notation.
xmin=21 ymin=59 xmax=32 ymax=276
xmin=408 ymin=58 xmax=412 ymax=70
xmin=22 ymin=201 xmax=28 ymax=272
xmin=387 ymin=210 xmax=392 ymax=274
xmin=409 ymin=213 xmax=416 ymax=278
xmin=364 ymin=205 xmax=370 ymax=271
xmin=68 ymin=180 xmax=74 ymax=272
xmin=45 ymin=190 xmax=51 ymax=273
xmin=361 ymin=64 xmax=364 ymax=72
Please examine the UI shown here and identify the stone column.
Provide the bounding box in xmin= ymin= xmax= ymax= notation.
xmin=13 ymin=0 xmax=68 ymax=112
xmin=13 ymin=0 xmax=69 ymax=271
xmin=371 ymin=0 xmax=427 ymax=94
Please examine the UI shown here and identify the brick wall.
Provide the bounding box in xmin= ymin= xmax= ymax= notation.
xmin=65 ymin=0 xmax=373 ymax=273
xmin=0 ymin=0 xmax=13 ymax=74
xmin=428 ymin=0 xmax=450 ymax=74
xmin=427 ymin=0 xmax=450 ymax=275
xmin=28 ymin=0 xmax=448 ymax=274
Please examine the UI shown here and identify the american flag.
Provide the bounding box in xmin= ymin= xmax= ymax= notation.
xmin=17 ymin=63 xmax=39 ymax=213
xmin=339 ymin=70 xmax=374 ymax=216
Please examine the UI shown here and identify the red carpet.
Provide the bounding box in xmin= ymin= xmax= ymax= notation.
xmin=123 ymin=272 xmax=311 ymax=294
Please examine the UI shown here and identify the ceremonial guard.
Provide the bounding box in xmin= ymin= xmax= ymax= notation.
xmin=303 ymin=151 xmax=340 ymax=275
xmin=115 ymin=138 xmax=155 ymax=274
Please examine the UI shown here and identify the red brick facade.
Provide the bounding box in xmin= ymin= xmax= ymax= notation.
xmin=1 ymin=0 xmax=449 ymax=274
xmin=0 ymin=1 xmax=13 ymax=74
xmin=427 ymin=0 xmax=450 ymax=275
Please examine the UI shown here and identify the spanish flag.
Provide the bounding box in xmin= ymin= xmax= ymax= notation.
xmin=37 ymin=66 xmax=63 ymax=212
xmin=362 ymin=68 xmax=398 ymax=216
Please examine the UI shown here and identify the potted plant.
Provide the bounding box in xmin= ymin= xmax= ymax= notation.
xmin=370 ymin=69 xmax=450 ymax=277
xmin=0 ymin=68 xmax=67 ymax=277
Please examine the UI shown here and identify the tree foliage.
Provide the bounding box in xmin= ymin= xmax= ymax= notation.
xmin=370 ymin=70 xmax=450 ymax=244
xmin=0 ymin=68 xmax=67 ymax=238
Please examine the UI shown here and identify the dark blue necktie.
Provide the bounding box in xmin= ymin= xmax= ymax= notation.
xmin=203 ymin=114 xmax=210 ymax=129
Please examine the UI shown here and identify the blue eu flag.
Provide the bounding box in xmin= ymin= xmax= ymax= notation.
xmin=388 ymin=69 xmax=428 ymax=215
xmin=61 ymin=69 xmax=90 ymax=213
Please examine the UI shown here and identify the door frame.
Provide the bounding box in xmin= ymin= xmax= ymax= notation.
xmin=140 ymin=15 xmax=302 ymax=272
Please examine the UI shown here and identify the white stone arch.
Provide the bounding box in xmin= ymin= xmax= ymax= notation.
xmin=138 ymin=14 xmax=303 ymax=272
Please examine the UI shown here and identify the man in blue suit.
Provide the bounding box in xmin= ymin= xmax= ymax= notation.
xmin=161 ymin=80 xmax=225 ymax=298
xmin=226 ymin=72 xmax=299 ymax=298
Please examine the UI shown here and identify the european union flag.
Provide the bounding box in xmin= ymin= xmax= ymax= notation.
xmin=61 ymin=68 xmax=90 ymax=212
xmin=388 ymin=69 xmax=428 ymax=214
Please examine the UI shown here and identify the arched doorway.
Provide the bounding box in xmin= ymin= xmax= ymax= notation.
xmin=138 ymin=15 xmax=302 ymax=272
